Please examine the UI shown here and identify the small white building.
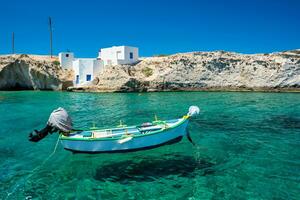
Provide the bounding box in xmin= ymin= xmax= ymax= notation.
xmin=59 ymin=52 xmax=74 ymax=70
xmin=99 ymin=46 xmax=139 ymax=66
xmin=73 ymin=59 xmax=102 ymax=85
xmin=59 ymin=46 xmax=139 ymax=86
xmin=59 ymin=53 xmax=103 ymax=86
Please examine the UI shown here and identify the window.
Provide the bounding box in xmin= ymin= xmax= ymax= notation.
xmin=117 ymin=51 xmax=122 ymax=59
xmin=86 ymin=74 xmax=92 ymax=81
xmin=76 ymin=75 xmax=79 ymax=84
xmin=66 ymin=54 xmax=69 ymax=57
xmin=129 ymin=52 xmax=133 ymax=59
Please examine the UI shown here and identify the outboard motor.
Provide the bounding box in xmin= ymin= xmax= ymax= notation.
xmin=29 ymin=107 xmax=73 ymax=142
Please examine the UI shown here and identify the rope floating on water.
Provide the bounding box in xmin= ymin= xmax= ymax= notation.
xmin=5 ymin=134 xmax=61 ymax=200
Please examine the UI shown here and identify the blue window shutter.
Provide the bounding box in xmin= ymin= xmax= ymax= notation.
xmin=86 ymin=74 xmax=92 ymax=81
xmin=130 ymin=52 xmax=133 ymax=59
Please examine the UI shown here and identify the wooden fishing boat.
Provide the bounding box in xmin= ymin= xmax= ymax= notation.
xmin=60 ymin=106 xmax=200 ymax=153
xmin=28 ymin=106 xmax=200 ymax=153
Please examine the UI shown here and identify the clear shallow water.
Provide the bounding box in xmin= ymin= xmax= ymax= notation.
xmin=0 ymin=91 xmax=299 ymax=199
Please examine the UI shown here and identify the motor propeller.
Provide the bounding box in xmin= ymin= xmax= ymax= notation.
xmin=186 ymin=105 xmax=200 ymax=146
xmin=29 ymin=125 xmax=56 ymax=142
xmin=186 ymin=129 xmax=195 ymax=146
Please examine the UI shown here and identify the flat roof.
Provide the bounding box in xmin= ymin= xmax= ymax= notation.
xmin=100 ymin=46 xmax=138 ymax=50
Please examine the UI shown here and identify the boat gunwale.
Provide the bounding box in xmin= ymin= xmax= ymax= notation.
xmin=60 ymin=116 xmax=189 ymax=141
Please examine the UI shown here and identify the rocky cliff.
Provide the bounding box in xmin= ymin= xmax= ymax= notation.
xmin=70 ymin=49 xmax=300 ymax=92
xmin=1 ymin=50 xmax=299 ymax=92
xmin=0 ymin=54 xmax=73 ymax=90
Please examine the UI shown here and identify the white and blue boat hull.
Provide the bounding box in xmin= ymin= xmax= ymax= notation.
xmin=60 ymin=118 xmax=189 ymax=153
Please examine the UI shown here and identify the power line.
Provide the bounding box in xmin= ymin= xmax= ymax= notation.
xmin=12 ymin=32 xmax=15 ymax=54
xmin=49 ymin=17 xmax=53 ymax=58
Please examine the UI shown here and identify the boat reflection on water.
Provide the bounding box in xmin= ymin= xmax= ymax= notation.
xmin=94 ymin=155 xmax=215 ymax=183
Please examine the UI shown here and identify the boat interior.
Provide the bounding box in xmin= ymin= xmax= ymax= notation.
xmin=64 ymin=118 xmax=182 ymax=140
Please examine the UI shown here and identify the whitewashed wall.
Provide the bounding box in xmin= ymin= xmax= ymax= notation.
xmin=59 ymin=52 xmax=74 ymax=70
xmin=99 ymin=46 xmax=139 ymax=66
xmin=73 ymin=59 xmax=103 ymax=85
xmin=124 ymin=46 xmax=139 ymax=64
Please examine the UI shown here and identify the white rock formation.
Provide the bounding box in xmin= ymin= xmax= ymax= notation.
xmin=1 ymin=50 xmax=299 ymax=92
xmin=70 ymin=49 xmax=300 ymax=92
xmin=0 ymin=54 xmax=73 ymax=90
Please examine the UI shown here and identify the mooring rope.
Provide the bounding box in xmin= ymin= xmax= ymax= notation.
xmin=5 ymin=134 xmax=61 ymax=200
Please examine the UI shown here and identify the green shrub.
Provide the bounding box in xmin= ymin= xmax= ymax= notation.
xmin=142 ymin=67 xmax=153 ymax=77
xmin=52 ymin=60 xmax=60 ymax=66
xmin=153 ymin=54 xmax=169 ymax=57
xmin=19 ymin=54 xmax=29 ymax=58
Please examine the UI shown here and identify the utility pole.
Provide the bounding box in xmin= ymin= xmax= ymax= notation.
xmin=49 ymin=17 xmax=53 ymax=58
xmin=12 ymin=32 xmax=15 ymax=54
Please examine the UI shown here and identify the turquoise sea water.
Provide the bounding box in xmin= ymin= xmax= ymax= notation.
xmin=0 ymin=91 xmax=299 ymax=199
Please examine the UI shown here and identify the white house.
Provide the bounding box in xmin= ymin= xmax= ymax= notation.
xmin=99 ymin=46 xmax=139 ymax=66
xmin=59 ymin=53 xmax=103 ymax=86
xmin=59 ymin=46 xmax=139 ymax=86
xmin=73 ymin=59 xmax=103 ymax=85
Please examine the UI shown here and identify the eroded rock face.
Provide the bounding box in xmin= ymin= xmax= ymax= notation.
xmin=0 ymin=54 xmax=73 ymax=90
xmin=131 ymin=50 xmax=300 ymax=91
xmin=71 ymin=49 xmax=300 ymax=92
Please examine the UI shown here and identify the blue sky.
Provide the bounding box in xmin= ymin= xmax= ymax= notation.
xmin=0 ymin=0 xmax=299 ymax=57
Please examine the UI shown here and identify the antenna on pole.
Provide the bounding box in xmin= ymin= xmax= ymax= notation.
xmin=49 ymin=17 xmax=53 ymax=58
xmin=12 ymin=32 xmax=15 ymax=54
